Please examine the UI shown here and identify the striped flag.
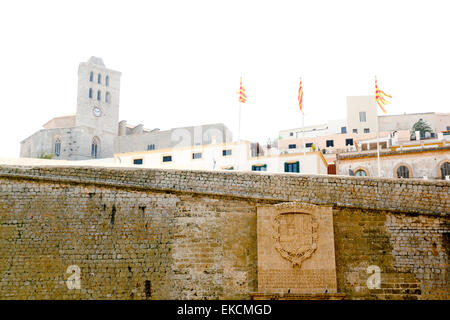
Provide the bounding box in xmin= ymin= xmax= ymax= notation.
xmin=239 ymin=77 xmax=247 ymax=103
xmin=375 ymin=77 xmax=392 ymax=114
xmin=298 ymin=78 xmax=304 ymax=114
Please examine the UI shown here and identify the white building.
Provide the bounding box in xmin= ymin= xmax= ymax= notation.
xmin=280 ymin=96 xmax=450 ymax=141
xmin=279 ymin=95 xmax=377 ymax=140
xmin=114 ymin=141 xmax=328 ymax=175
xmin=278 ymin=96 xmax=450 ymax=167
xmin=336 ymin=135 xmax=450 ymax=179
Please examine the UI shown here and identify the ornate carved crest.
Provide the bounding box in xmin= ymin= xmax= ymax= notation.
xmin=271 ymin=202 xmax=319 ymax=267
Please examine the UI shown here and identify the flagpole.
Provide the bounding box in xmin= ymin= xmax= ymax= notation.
xmin=302 ymin=110 xmax=306 ymax=156
xmin=375 ymin=76 xmax=381 ymax=178
xmin=374 ymin=76 xmax=391 ymax=178
xmin=238 ymin=80 xmax=242 ymax=144
xmin=301 ymin=77 xmax=306 ymax=156
xmin=376 ymin=108 xmax=381 ymax=178
xmin=237 ymin=75 xmax=242 ymax=171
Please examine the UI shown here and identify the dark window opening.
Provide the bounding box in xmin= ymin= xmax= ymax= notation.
xmin=163 ymin=155 xmax=172 ymax=162
xmin=305 ymin=143 xmax=313 ymax=148
xmin=355 ymin=170 xmax=367 ymax=176
xmin=54 ymin=139 xmax=61 ymax=157
xmin=288 ymin=144 xmax=296 ymax=149
xmin=144 ymin=280 xmax=151 ymax=299
xmin=397 ymin=165 xmax=410 ymax=178
xmin=284 ymin=161 xmax=299 ymax=173
xmin=252 ymin=164 xmax=267 ymax=171
xmin=345 ymin=138 xmax=354 ymax=146
xmin=341 ymin=127 xmax=347 ymax=134
xmin=91 ymin=137 xmax=99 ymax=158
xmin=133 ymin=159 xmax=143 ymax=165
xmin=440 ymin=162 xmax=450 ymax=179
xmin=192 ymin=152 xmax=202 ymax=159
xmin=326 ymin=140 xmax=334 ymax=147
xmin=147 ymin=144 xmax=155 ymax=151
xmin=222 ymin=149 xmax=232 ymax=156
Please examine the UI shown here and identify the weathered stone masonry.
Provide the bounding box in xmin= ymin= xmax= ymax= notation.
xmin=0 ymin=165 xmax=448 ymax=299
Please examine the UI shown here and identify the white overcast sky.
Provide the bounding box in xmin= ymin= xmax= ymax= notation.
xmin=1 ymin=0 xmax=449 ymax=157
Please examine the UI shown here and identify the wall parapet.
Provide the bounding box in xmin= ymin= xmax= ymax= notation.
xmin=0 ymin=164 xmax=448 ymax=215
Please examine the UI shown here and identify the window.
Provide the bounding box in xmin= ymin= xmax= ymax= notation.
xmin=326 ymin=140 xmax=334 ymax=147
xmin=341 ymin=127 xmax=347 ymax=134
xmin=284 ymin=161 xmax=299 ymax=173
xmin=252 ymin=164 xmax=267 ymax=171
xmin=305 ymin=143 xmax=313 ymax=148
xmin=89 ymin=71 xmax=93 ymax=82
xmin=355 ymin=169 xmax=367 ymax=176
xmin=353 ymin=129 xmax=358 ymax=133
xmin=447 ymin=126 xmax=450 ymax=131
xmin=105 ymin=75 xmax=110 ymax=87
xmin=345 ymin=138 xmax=354 ymax=146
xmin=223 ymin=166 xmax=234 ymax=170
xmin=162 ymin=155 xmax=172 ymax=162
xmin=133 ymin=159 xmax=143 ymax=165
xmin=397 ymin=165 xmax=410 ymax=178
xmin=223 ymin=149 xmax=232 ymax=156
xmin=54 ymin=138 xmax=61 ymax=157
xmin=288 ymin=144 xmax=297 ymax=149
xmin=289 ymin=132 xmax=294 ymax=137
xmin=192 ymin=152 xmax=202 ymax=159
xmin=98 ymin=74 xmax=101 ymax=84
xmin=105 ymin=92 xmax=111 ymax=103
xmin=364 ymin=128 xmax=370 ymax=133
xmin=89 ymin=88 xmax=93 ymax=99
xmin=359 ymin=111 xmax=366 ymax=122
xmin=440 ymin=162 xmax=450 ymax=179
xmin=147 ymin=144 xmax=155 ymax=151
xmin=91 ymin=137 xmax=99 ymax=158
xmin=97 ymin=90 xmax=101 ymax=101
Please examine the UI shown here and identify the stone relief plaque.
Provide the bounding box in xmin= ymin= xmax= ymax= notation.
xmin=272 ymin=211 xmax=318 ymax=267
xmin=256 ymin=202 xmax=337 ymax=295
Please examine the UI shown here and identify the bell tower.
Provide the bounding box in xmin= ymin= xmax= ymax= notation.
xmin=75 ymin=57 xmax=121 ymax=135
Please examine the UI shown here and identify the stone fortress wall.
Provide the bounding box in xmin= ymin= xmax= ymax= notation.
xmin=0 ymin=165 xmax=448 ymax=299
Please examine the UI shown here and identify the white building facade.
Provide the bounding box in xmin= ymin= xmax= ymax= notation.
xmin=336 ymin=137 xmax=450 ymax=180
xmin=114 ymin=141 xmax=328 ymax=175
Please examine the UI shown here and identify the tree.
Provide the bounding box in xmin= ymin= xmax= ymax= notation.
xmin=38 ymin=152 xmax=55 ymax=159
xmin=411 ymin=118 xmax=432 ymax=139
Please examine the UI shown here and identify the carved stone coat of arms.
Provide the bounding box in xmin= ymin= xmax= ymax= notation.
xmin=271 ymin=203 xmax=319 ymax=267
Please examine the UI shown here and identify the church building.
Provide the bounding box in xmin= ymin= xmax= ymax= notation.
xmin=20 ymin=57 xmax=232 ymax=160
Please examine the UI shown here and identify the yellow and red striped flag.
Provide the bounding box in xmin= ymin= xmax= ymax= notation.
xmin=298 ymin=78 xmax=304 ymax=114
xmin=238 ymin=77 xmax=247 ymax=103
xmin=375 ymin=77 xmax=392 ymax=114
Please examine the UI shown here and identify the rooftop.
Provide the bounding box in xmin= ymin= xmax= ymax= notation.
xmin=87 ymin=56 xmax=105 ymax=67
xmin=337 ymin=144 xmax=450 ymax=160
